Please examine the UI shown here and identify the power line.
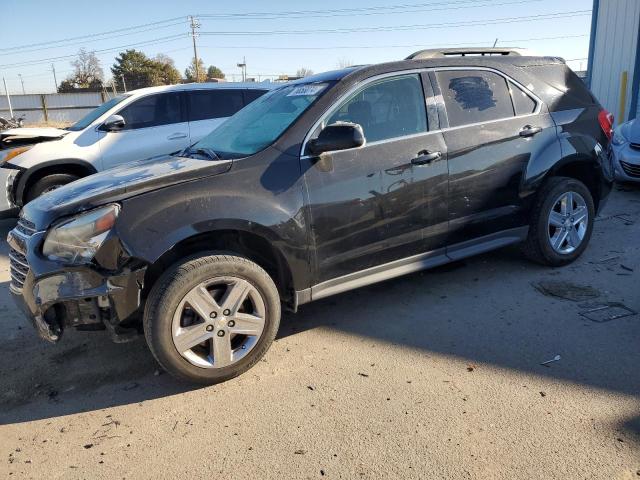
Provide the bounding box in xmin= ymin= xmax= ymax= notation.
xmin=0 ymin=34 xmax=187 ymax=69
xmin=198 ymin=34 xmax=588 ymax=51
xmin=0 ymin=16 xmax=187 ymax=53
xmin=199 ymin=11 xmax=592 ymax=36
xmin=0 ymin=21 xmax=187 ymax=57
xmin=197 ymin=0 xmax=544 ymax=20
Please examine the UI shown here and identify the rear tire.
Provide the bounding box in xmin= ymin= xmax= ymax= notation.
xmin=143 ymin=253 xmax=281 ymax=385
xmin=522 ymin=176 xmax=595 ymax=266
xmin=25 ymin=173 xmax=80 ymax=203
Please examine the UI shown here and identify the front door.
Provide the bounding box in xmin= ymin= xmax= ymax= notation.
xmin=99 ymin=92 xmax=190 ymax=169
xmin=431 ymin=69 xmax=558 ymax=246
xmin=302 ymin=73 xmax=449 ymax=285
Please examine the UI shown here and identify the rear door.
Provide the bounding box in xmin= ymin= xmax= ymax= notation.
xmin=431 ymin=68 xmax=557 ymax=250
xmin=99 ymin=92 xmax=189 ymax=169
xmin=187 ymin=89 xmax=245 ymax=143
xmin=303 ymin=73 xmax=449 ymax=284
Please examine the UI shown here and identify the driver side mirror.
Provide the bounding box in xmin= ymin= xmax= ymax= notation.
xmin=308 ymin=122 xmax=365 ymax=155
xmin=101 ymin=114 xmax=126 ymax=132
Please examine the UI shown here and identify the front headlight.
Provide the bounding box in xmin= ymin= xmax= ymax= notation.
xmin=42 ymin=204 xmax=120 ymax=263
xmin=0 ymin=146 xmax=32 ymax=164
xmin=612 ymin=129 xmax=626 ymax=146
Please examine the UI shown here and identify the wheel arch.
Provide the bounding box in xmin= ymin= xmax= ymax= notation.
xmin=15 ymin=159 xmax=97 ymax=206
xmin=142 ymin=225 xmax=297 ymax=311
xmin=546 ymin=153 xmax=604 ymax=211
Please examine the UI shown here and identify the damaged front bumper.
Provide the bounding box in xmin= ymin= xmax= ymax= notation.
xmin=8 ymin=224 xmax=147 ymax=343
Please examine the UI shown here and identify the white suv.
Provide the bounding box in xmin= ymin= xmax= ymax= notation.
xmin=0 ymin=82 xmax=271 ymax=214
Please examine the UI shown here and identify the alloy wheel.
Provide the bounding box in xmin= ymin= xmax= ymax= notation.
xmin=171 ymin=276 xmax=266 ymax=369
xmin=547 ymin=190 xmax=589 ymax=254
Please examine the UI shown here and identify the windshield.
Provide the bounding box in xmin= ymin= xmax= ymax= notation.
xmin=66 ymin=94 xmax=130 ymax=131
xmin=192 ymin=82 xmax=332 ymax=158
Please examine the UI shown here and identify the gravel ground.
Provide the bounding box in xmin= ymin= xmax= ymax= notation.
xmin=0 ymin=186 xmax=639 ymax=479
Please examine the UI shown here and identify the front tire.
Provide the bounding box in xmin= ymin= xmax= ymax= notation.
xmin=143 ymin=253 xmax=281 ymax=384
xmin=25 ymin=173 xmax=80 ymax=203
xmin=522 ymin=176 xmax=595 ymax=266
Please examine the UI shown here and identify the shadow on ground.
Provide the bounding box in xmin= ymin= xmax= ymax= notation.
xmin=1 ymin=188 xmax=639 ymax=437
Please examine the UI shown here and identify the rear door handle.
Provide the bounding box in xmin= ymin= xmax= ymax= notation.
xmin=519 ymin=125 xmax=542 ymax=137
xmin=167 ymin=133 xmax=188 ymax=140
xmin=411 ymin=150 xmax=442 ymax=166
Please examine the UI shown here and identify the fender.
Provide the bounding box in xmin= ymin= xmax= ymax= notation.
xmin=13 ymin=159 xmax=98 ymax=207
xmin=115 ymin=151 xmax=312 ymax=290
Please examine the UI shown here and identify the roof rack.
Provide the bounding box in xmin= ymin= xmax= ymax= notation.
xmin=406 ymin=48 xmax=531 ymax=60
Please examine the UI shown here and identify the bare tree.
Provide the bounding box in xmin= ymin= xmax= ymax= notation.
xmin=154 ymin=53 xmax=176 ymax=67
xmin=336 ymin=57 xmax=354 ymax=69
xmin=70 ymin=48 xmax=104 ymax=86
xmin=296 ymin=67 xmax=314 ymax=78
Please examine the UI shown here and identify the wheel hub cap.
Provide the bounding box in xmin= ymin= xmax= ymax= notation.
xmin=171 ymin=276 xmax=266 ymax=369
xmin=547 ymin=190 xmax=588 ymax=254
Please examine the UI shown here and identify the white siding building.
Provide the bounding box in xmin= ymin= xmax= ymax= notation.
xmin=587 ymin=0 xmax=640 ymax=125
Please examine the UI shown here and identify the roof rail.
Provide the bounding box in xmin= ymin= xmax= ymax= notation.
xmin=406 ymin=48 xmax=531 ymax=60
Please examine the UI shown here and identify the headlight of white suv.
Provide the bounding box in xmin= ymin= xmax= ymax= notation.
xmin=42 ymin=204 xmax=120 ymax=263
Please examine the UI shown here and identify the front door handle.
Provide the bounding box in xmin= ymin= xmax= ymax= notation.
xmin=519 ymin=125 xmax=542 ymax=137
xmin=411 ymin=150 xmax=442 ymax=166
xmin=167 ymin=133 xmax=188 ymax=140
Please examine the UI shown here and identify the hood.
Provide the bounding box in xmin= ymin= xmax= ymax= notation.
xmin=621 ymin=119 xmax=640 ymax=144
xmin=1 ymin=127 xmax=68 ymax=148
xmin=23 ymin=154 xmax=232 ymax=229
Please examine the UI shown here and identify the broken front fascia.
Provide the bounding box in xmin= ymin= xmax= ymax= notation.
xmin=8 ymin=226 xmax=147 ymax=343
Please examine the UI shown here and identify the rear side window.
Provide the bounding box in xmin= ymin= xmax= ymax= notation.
xmin=436 ymin=70 xmax=515 ymax=128
xmin=243 ymin=89 xmax=268 ymax=105
xmin=117 ymin=93 xmax=183 ymax=130
xmin=188 ymin=90 xmax=244 ymax=122
xmin=327 ymin=74 xmax=427 ymax=143
xmin=510 ymin=82 xmax=537 ymax=115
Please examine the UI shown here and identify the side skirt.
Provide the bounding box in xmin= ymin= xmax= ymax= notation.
xmin=294 ymin=226 xmax=529 ymax=306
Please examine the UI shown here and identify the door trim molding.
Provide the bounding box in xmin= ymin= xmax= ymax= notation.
xmin=296 ymin=226 xmax=529 ymax=305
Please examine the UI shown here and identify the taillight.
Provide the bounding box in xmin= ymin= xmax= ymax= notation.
xmin=598 ymin=109 xmax=614 ymax=141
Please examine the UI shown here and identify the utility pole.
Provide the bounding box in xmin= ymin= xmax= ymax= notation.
xmin=237 ymin=57 xmax=247 ymax=82
xmin=3 ymin=77 xmax=13 ymax=118
xmin=18 ymin=74 xmax=25 ymax=94
xmin=51 ymin=64 xmax=58 ymax=91
xmin=189 ymin=15 xmax=201 ymax=82
xmin=121 ymin=75 xmax=127 ymax=92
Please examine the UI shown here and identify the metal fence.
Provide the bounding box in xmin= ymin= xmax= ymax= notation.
xmin=0 ymin=92 xmax=118 ymax=125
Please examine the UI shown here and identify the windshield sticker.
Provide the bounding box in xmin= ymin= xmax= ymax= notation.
xmin=286 ymin=84 xmax=326 ymax=97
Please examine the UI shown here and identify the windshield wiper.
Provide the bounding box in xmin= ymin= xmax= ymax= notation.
xmin=182 ymin=146 xmax=222 ymax=161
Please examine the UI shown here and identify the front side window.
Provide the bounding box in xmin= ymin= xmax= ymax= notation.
xmin=117 ymin=93 xmax=183 ymax=130
xmin=66 ymin=95 xmax=130 ymax=131
xmin=193 ymin=82 xmax=332 ymax=158
xmin=436 ymin=70 xmax=514 ymax=128
xmin=188 ymin=90 xmax=244 ymax=122
xmin=327 ymin=74 xmax=428 ymax=143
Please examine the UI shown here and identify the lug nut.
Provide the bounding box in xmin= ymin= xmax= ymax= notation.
xmin=217 ymin=330 xmax=225 ymax=337
xmin=223 ymin=309 xmax=231 ymax=316
xmin=210 ymin=312 xmax=217 ymax=319
xmin=227 ymin=320 xmax=236 ymax=327
xmin=206 ymin=325 xmax=214 ymax=332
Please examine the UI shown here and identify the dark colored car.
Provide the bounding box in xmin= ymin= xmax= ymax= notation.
xmin=8 ymin=49 xmax=614 ymax=384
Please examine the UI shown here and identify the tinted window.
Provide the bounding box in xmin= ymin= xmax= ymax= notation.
xmin=327 ymin=74 xmax=427 ymax=143
xmin=244 ymin=89 xmax=268 ymax=105
xmin=117 ymin=93 xmax=183 ymax=130
xmin=188 ymin=90 xmax=244 ymax=121
xmin=510 ymin=82 xmax=537 ymax=115
xmin=67 ymin=95 xmax=130 ymax=131
xmin=436 ymin=70 xmax=514 ymax=127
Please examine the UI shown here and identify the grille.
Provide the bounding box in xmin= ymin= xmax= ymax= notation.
xmin=620 ymin=160 xmax=640 ymax=178
xmin=9 ymin=249 xmax=29 ymax=291
xmin=9 ymin=217 xmax=36 ymax=292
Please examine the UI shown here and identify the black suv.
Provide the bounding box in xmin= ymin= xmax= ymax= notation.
xmin=8 ymin=50 xmax=614 ymax=384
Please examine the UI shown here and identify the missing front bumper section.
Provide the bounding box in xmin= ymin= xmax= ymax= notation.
xmin=12 ymin=265 xmax=147 ymax=343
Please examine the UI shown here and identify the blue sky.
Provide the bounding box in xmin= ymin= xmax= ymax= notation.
xmin=0 ymin=0 xmax=593 ymax=94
